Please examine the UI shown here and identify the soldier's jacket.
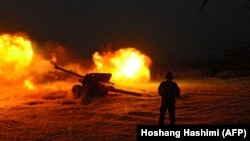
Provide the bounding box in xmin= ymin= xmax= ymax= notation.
xmin=158 ymin=80 xmax=180 ymax=103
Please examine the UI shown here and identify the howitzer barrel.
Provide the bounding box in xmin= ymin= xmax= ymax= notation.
xmin=54 ymin=65 xmax=85 ymax=78
xmin=110 ymin=88 xmax=143 ymax=96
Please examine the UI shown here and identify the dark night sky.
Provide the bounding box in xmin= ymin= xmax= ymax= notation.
xmin=0 ymin=0 xmax=249 ymax=64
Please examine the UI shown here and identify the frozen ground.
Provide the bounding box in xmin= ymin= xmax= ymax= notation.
xmin=0 ymin=77 xmax=250 ymax=141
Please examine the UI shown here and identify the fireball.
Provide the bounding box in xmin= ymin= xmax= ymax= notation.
xmin=92 ymin=47 xmax=152 ymax=85
xmin=0 ymin=33 xmax=34 ymax=88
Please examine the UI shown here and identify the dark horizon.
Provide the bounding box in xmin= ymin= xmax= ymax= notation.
xmin=0 ymin=0 xmax=249 ymax=64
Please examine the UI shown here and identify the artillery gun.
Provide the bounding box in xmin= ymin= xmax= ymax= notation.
xmin=54 ymin=65 xmax=143 ymax=102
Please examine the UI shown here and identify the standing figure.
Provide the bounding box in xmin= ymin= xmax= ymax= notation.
xmin=158 ymin=72 xmax=180 ymax=125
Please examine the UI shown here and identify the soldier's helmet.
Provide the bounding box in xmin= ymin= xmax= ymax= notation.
xmin=165 ymin=72 xmax=174 ymax=80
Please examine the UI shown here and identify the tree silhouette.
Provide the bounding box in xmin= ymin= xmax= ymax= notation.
xmin=199 ymin=0 xmax=208 ymax=13
xmin=200 ymin=0 xmax=250 ymax=21
xmin=198 ymin=0 xmax=250 ymax=77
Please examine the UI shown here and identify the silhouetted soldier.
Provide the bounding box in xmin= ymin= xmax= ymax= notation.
xmin=158 ymin=72 xmax=180 ymax=125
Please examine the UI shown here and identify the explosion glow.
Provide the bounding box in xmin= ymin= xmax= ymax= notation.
xmin=0 ymin=33 xmax=33 ymax=82
xmin=0 ymin=32 xmax=153 ymax=107
xmin=92 ymin=47 xmax=152 ymax=84
xmin=0 ymin=33 xmax=75 ymax=107
xmin=0 ymin=33 xmax=60 ymax=91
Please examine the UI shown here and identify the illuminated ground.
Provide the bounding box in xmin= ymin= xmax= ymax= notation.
xmin=0 ymin=77 xmax=249 ymax=141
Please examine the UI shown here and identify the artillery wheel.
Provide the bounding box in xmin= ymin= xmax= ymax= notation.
xmin=72 ymin=85 xmax=82 ymax=98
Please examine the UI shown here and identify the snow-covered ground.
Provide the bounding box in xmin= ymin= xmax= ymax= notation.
xmin=0 ymin=77 xmax=249 ymax=141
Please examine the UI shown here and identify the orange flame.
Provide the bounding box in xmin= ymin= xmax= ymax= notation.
xmin=24 ymin=77 xmax=35 ymax=90
xmin=0 ymin=33 xmax=34 ymax=88
xmin=92 ymin=47 xmax=152 ymax=85
xmin=51 ymin=52 xmax=57 ymax=64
